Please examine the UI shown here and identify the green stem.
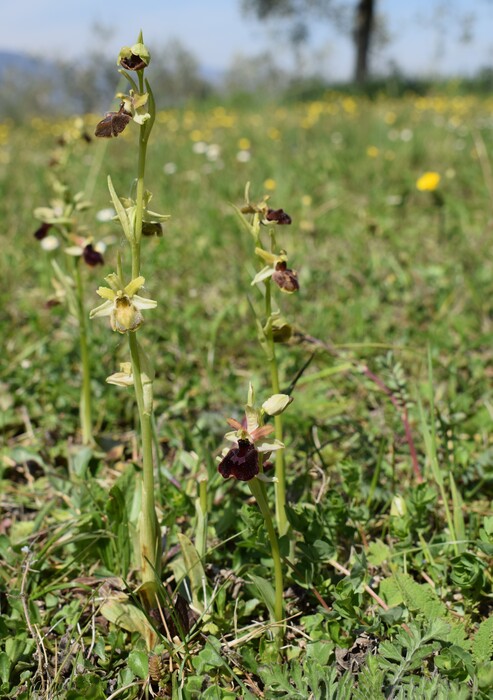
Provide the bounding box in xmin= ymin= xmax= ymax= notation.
xmin=128 ymin=75 xmax=160 ymax=602
xmin=132 ymin=130 xmax=147 ymax=278
xmin=128 ymin=332 xmax=160 ymax=593
xmin=264 ymin=279 xmax=287 ymax=536
xmin=249 ymin=478 xmax=284 ymax=633
xmin=131 ymin=72 xmax=152 ymax=279
xmin=75 ymin=263 xmax=93 ymax=445
xmin=196 ymin=476 xmax=208 ymax=561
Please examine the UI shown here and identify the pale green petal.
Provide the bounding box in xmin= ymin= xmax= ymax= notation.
xmin=255 ymin=247 xmax=279 ymax=265
xmin=132 ymin=294 xmax=157 ymax=310
xmin=34 ymin=206 xmax=56 ymax=220
xmin=106 ymin=372 xmax=134 ymax=387
xmin=130 ymin=42 xmax=150 ymax=64
xmin=133 ymin=111 xmax=151 ymax=125
xmin=247 ymin=382 xmax=255 ymax=407
xmin=96 ymin=286 xmax=116 ymax=301
xmin=124 ymin=276 xmax=145 ymax=296
xmin=144 ymin=209 xmax=170 ymax=222
xmin=257 ymin=438 xmax=284 ymax=453
xmin=251 ymin=266 xmax=274 ymax=286
xmin=245 ymin=404 xmax=258 ymax=435
xmin=89 ymin=299 xmax=114 ymax=319
xmin=65 ymin=246 xmax=83 ymax=257
xmin=105 ymin=272 xmax=124 ymax=291
xmin=132 ymin=92 xmax=148 ymax=109
xmin=257 ymin=473 xmax=278 ymax=483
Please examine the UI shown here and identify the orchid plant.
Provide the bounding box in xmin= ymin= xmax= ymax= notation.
xmin=217 ymin=385 xmax=292 ymax=636
xmin=89 ymin=33 xmax=168 ymax=615
xmin=217 ymin=186 xmax=300 ymax=645
xmin=234 ymin=184 xmax=299 ymax=536
xmin=33 ymin=145 xmax=106 ymax=446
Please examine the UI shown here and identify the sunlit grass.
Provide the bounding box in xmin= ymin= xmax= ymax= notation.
xmin=1 ymin=89 xmax=493 ymax=697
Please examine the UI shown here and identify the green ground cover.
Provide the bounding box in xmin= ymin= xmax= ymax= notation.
xmin=1 ymin=90 xmax=493 ymax=698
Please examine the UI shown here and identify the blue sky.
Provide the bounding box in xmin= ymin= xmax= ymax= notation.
xmin=2 ymin=0 xmax=493 ymax=79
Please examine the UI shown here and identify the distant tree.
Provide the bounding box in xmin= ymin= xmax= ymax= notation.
xmin=0 ymin=68 xmax=58 ymax=120
xmin=242 ymin=0 xmax=376 ymax=83
xmin=223 ymin=51 xmax=290 ymax=95
xmin=353 ymin=0 xmax=375 ymax=82
xmin=57 ymin=24 xmax=122 ymax=113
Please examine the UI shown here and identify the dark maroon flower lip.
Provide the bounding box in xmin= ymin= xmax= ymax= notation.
xmin=82 ymin=244 xmax=104 ymax=267
xmin=272 ymin=261 xmax=299 ymax=292
xmin=120 ymin=54 xmax=147 ymax=71
xmin=266 ymin=208 xmax=292 ymax=225
xmin=218 ymin=439 xmax=259 ymax=481
xmin=95 ymin=104 xmax=131 ymax=138
xmin=34 ymin=222 xmax=52 ymax=240
xmin=142 ymin=222 xmax=163 ymax=237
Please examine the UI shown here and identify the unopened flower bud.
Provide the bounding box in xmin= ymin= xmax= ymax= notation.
xmin=118 ymin=42 xmax=151 ymax=71
xmin=272 ymin=318 xmax=293 ymax=343
xmin=262 ymin=394 xmax=293 ymax=416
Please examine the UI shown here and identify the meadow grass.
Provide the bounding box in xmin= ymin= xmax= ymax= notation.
xmin=1 ymin=91 xmax=493 ymax=698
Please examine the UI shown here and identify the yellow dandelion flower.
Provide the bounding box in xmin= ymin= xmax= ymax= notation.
xmin=416 ymin=171 xmax=441 ymax=192
xmin=366 ymin=146 xmax=379 ymax=158
xmin=190 ymin=129 xmax=203 ymax=142
xmin=264 ymin=178 xmax=276 ymax=191
xmin=342 ymin=97 xmax=357 ymax=114
xmin=238 ymin=137 xmax=251 ymax=150
xmin=267 ymin=128 xmax=281 ymax=140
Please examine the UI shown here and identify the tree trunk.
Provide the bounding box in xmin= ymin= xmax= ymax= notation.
xmin=353 ymin=0 xmax=375 ymax=83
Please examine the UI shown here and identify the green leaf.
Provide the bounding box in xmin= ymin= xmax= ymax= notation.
xmin=7 ymin=447 xmax=47 ymax=470
xmin=434 ymin=645 xmax=474 ymax=680
xmin=100 ymin=597 xmax=157 ymax=651
xmin=0 ymin=652 xmax=11 ymax=684
xmin=177 ymin=533 xmax=205 ymax=613
xmin=5 ymin=637 xmax=28 ymax=664
xmin=305 ymin=640 xmax=333 ymax=665
xmin=367 ymin=539 xmax=391 ymax=566
xmin=248 ymin=573 xmax=276 ymax=621
xmin=472 ymin=615 xmax=493 ymax=663
xmin=231 ymin=203 xmax=255 ymax=237
xmin=68 ymin=445 xmax=93 ymax=478
xmin=105 ymin=485 xmax=131 ymax=577
xmin=379 ymin=573 xmax=468 ymax=646
xmin=127 ymin=649 xmax=149 ymax=679
xmin=478 ymin=661 xmax=493 ymax=691
xmin=450 ymin=552 xmax=485 ymax=590
xmin=107 ymin=176 xmax=133 ymax=243
xmin=66 ymin=674 xmax=106 ymax=699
